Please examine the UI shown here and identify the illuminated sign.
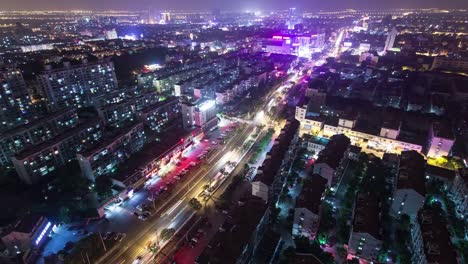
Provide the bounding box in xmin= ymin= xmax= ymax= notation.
xmin=35 ymin=222 xmax=52 ymax=245
xmin=198 ymin=100 xmax=216 ymax=111
xmin=272 ymin=36 xmax=291 ymax=41
xmin=144 ymin=64 xmax=162 ymax=71
xmin=343 ymin=42 xmax=352 ymax=47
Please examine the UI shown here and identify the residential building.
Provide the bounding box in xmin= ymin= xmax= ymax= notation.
xmin=136 ymin=96 xmax=180 ymax=133
xmin=411 ymin=209 xmax=459 ymax=264
xmin=431 ymin=56 xmax=468 ymax=72
xmin=313 ymin=134 xmax=351 ymax=188
xmin=427 ymin=122 xmax=454 ymax=158
xmin=348 ymin=192 xmax=383 ymax=262
xmin=384 ymin=27 xmax=398 ymax=51
xmin=302 ymin=134 xmax=329 ymax=157
xmin=253 ymin=120 xmax=299 ymax=203
xmin=292 ymin=175 xmax=328 ymax=240
xmin=390 ymin=151 xmax=426 ymax=220
xmin=0 ymin=107 xmax=78 ymax=165
xmin=97 ymin=100 xmax=136 ymax=128
xmin=0 ymin=67 xmax=36 ymax=132
xmin=77 ymin=123 xmax=146 ymax=181
xmin=1 ymin=214 xmax=52 ymax=261
xmin=181 ymin=99 xmax=217 ymax=131
xmin=37 ymin=59 xmax=118 ymax=110
xmin=11 ymin=119 xmax=103 ymax=184
xmin=295 ymin=105 xmax=324 ymax=136
xmin=197 ymin=196 xmax=268 ymax=264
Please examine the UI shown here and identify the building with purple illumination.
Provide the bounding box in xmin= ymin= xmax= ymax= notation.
xmin=263 ymin=33 xmax=325 ymax=58
xmin=427 ymin=121 xmax=454 ymax=158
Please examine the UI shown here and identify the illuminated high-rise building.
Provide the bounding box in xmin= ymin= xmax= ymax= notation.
xmin=181 ymin=99 xmax=217 ymax=131
xmin=384 ymin=27 xmax=398 ymax=52
xmin=0 ymin=68 xmax=35 ymax=132
xmin=162 ymin=12 xmax=171 ymax=23
xmin=37 ymin=59 xmax=118 ymax=110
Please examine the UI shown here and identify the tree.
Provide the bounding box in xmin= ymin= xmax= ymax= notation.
xmin=189 ymin=198 xmax=202 ymax=210
xmin=336 ymin=245 xmax=347 ymax=259
xmin=55 ymin=161 xmax=88 ymax=194
xmin=147 ymin=242 xmax=160 ymax=254
xmin=95 ymin=175 xmax=113 ymax=198
xmin=279 ymin=246 xmax=296 ymax=264
xmin=294 ymin=236 xmax=311 ymax=253
xmin=160 ymin=228 xmax=175 ymax=241
xmin=58 ymin=206 xmax=71 ymax=223
xmin=270 ymin=206 xmax=281 ymax=224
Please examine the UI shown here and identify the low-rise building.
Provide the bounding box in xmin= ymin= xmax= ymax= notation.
xmin=1 ymin=214 xmax=53 ymax=262
xmin=302 ymin=134 xmax=329 ymax=157
xmin=431 ymin=56 xmax=468 ymax=72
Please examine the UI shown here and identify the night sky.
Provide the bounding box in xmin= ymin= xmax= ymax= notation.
xmin=1 ymin=0 xmax=467 ymax=11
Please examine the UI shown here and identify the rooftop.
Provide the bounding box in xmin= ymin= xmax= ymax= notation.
xmin=397 ymin=151 xmax=426 ymax=196
xmin=79 ymin=122 xmax=144 ymax=158
xmin=0 ymin=107 xmax=76 ymax=139
xmin=425 ymin=164 xmax=456 ymax=181
xmin=13 ymin=214 xmax=43 ymax=234
xmin=198 ymin=196 xmax=268 ymax=264
xmin=432 ymin=122 xmax=454 ymax=140
xmin=315 ymin=134 xmax=351 ymax=170
xmin=295 ymin=175 xmax=328 ymax=214
xmin=14 ymin=118 xmax=102 ymax=160
xmin=352 ymin=192 xmax=382 ymax=239
xmin=303 ymin=135 xmax=329 ymax=146
xmin=418 ymin=209 xmax=458 ymax=264
xmin=113 ymin=128 xmax=187 ymax=182
xmin=290 ymin=253 xmax=324 ymax=264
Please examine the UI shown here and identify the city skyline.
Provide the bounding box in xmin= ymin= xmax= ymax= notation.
xmin=0 ymin=5 xmax=466 ymax=264
xmin=1 ymin=0 xmax=467 ymax=11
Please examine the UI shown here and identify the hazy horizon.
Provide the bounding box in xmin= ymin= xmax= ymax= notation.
xmin=1 ymin=0 xmax=466 ymax=12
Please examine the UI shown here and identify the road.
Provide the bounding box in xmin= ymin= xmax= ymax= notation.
xmin=98 ymin=120 xmax=258 ymax=263
xmin=95 ymin=63 xmax=309 ymax=264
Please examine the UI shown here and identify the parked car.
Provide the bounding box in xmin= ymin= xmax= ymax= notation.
xmin=136 ymin=204 xmax=144 ymax=211
xmin=138 ymin=215 xmax=148 ymax=221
